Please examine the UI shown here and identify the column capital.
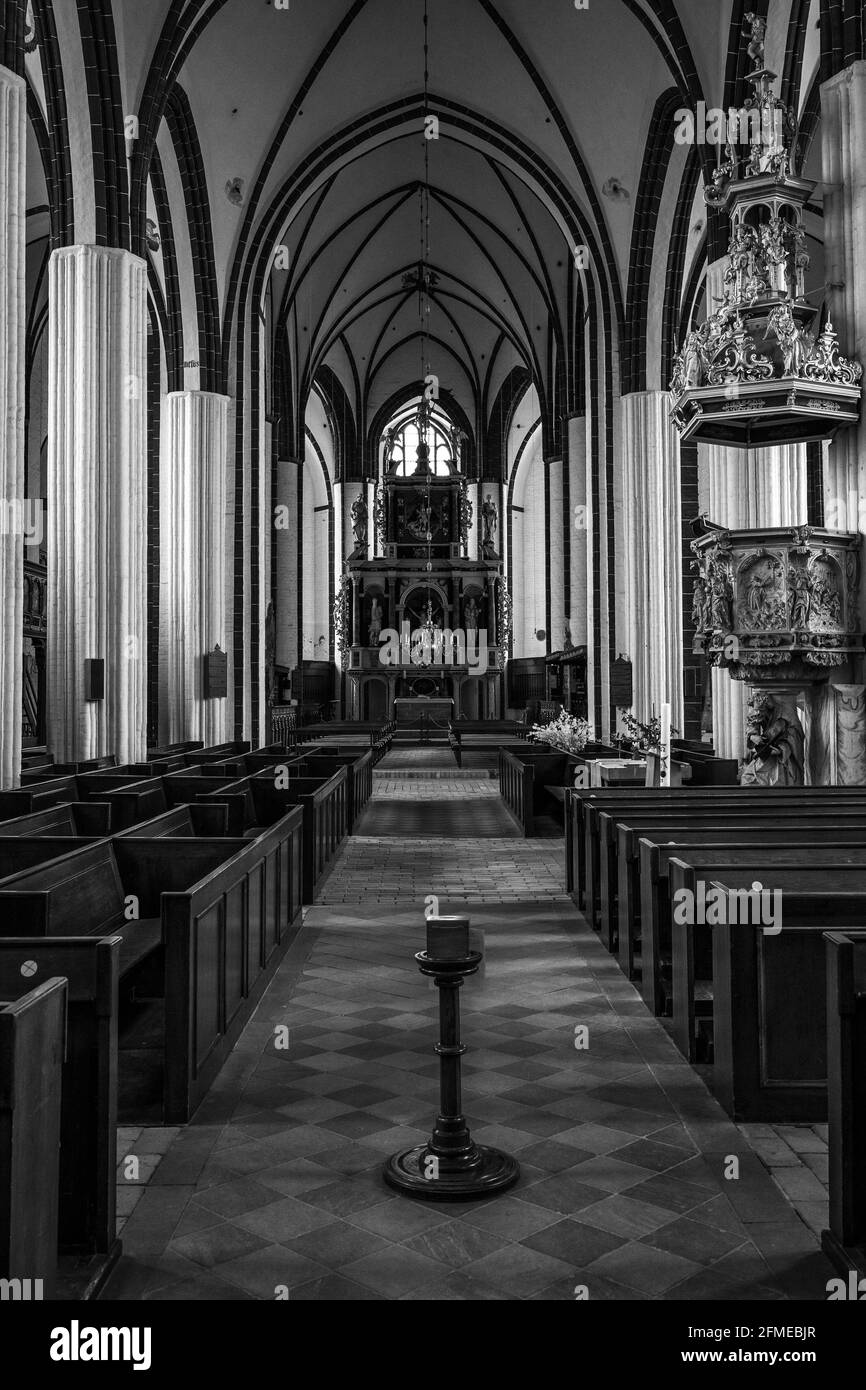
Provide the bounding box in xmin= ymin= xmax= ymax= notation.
xmin=0 ymin=64 xmax=26 ymax=93
xmin=820 ymin=57 xmax=866 ymax=97
xmin=164 ymin=388 xmax=231 ymax=405
xmin=49 ymin=243 xmax=148 ymax=272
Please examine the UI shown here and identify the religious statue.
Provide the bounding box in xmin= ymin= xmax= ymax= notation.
xmin=788 ymin=565 xmax=812 ymax=629
xmin=741 ymin=693 xmax=805 ymax=787
xmin=760 ymin=217 xmax=789 ymax=297
xmin=482 ymin=493 xmax=498 ymax=554
xmin=743 ymin=13 xmax=766 ymax=71
xmin=691 ymin=575 xmax=708 ymax=632
xmin=382 ymin=425 xmax=399 ymax=469
xmin=368 ymin=597 xmax=383 ymax=646
xmin=708 ymin=561 xmax=733 ymax=631
xmin=351 ymin=493 xmax=368 ymax=553
xmin=464 ymin=596 xmax=479 ymax=630
xmin=767 ymin=303 xmax=812 ymax=377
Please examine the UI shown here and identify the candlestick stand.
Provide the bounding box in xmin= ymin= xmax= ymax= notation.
xmin=383 ymin=934 xmax=520 ymax=1200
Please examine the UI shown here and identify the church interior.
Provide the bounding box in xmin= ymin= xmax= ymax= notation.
xmin=3 ymin=0 xmax=866 ymax=1318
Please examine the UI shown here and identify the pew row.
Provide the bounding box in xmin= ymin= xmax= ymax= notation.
xmin=578 ymin=787 xmax=866 ymax=946
xmin=637 ymin=829 xmax=866 ymax=1014
xmin=0 ymin=817 xmax=304 ymax=1122
xmin=0 ymin=938 xmax=120 ymax=1282
xmin=0 ymin=802 xmax=112 ymax=837
xmin=0 ymin=977 xmax=67 ymax=1300
xmin=667 ymin=859 xmax=866 ymax=1121
xmin=822 ymin=929 xmax=866 ymax=1279
xmin=196 ymin=768 xmax=348 ymax=901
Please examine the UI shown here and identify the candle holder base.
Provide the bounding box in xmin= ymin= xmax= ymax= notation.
xmin=382 ymin=1144 xmax=520 ymax=1201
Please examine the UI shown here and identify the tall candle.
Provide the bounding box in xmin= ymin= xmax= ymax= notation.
xmin=659 ymin=702 xmax=671 ymax=787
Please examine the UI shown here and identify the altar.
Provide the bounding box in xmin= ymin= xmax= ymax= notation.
xmin=394 ymin=696 xmax=454 ymax=728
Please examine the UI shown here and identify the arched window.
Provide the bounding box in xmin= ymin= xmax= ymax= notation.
xmin=380 ymin=397 xmax=458 ymax=476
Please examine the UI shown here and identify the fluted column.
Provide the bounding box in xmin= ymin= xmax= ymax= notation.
xmin=48 ymin=247 xmax=148 ymax=763
xmin=620 ymin=391 xmax=683 ymax=728
xmin=160 ymin=391 xmax=229 ymax=745
xmin=567 ymin=414 xmax=589 ymax=649
xmin=822 ymin=63 xmax=866 ymax=621
xmin=0 ymin=65 xmax=26 ymax=786
xmin=275 ymin=459 xmax=300 ymax=674
xmin=546 ymin=456 xmax=565 ymax=650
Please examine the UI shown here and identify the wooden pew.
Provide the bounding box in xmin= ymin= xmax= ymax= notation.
xmin=147 ymin=740 xmax=203 ymax=758
xmin=609 ymin=796 xmax=866 ymax=966
xmin=0 ymin=836 xmax=106 ymax=884
xmin=0 ymin=938 xmax=119 ymax=1268
xmin=569 ymin=785 xmax=781 ymax=911
xmin=113 ymin=805 xmax=230 ymax=839
xmin=296 ymin=752 xmax=372 ymax=833
xmin=198 ymin=767 xmax=347 ymax=901
xmin=301 ymin=722 xmax=394 ymax=764
xmin=667 ymin=859 xmax=866 ymax=1119
xmin=600 ymin=799 xmax=866 ymax=952
xmin=0 ymin=776 xmax=79 ymax=819
xmin=498 ymin=747 xmax=577 ymax=836
xmin=822 ymin=929 xmax=866 ymax=1278
xmin=49 ymin=755 xmax=118 ymax=775
xmin=181 ymin=740 xmax=251 ymax=767
xmin=0 ymin=977 xmax=67 ymax=1301
xmin=196 ymin=749 xmax=307 ymax=779
xmin=582 ymin=788 xmax=866 ymax=948
xmin=0 ymin=802 xmax=111 ymax=836
xmin=0 ymin=822 xmax=304 ymax=1122
xmin=639 ymin=827 xmax=866 ymax=1013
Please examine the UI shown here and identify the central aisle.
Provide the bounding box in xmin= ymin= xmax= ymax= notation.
xmin=104 ymin=774 xmax=832 ymax=1301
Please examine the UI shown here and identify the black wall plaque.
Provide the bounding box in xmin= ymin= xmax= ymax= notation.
xmin=203 ymin=646 xmax=228 ymax=699
xmin=610 ymin=657 xmax=633 ymax=709
xmin=84 ymin=658 xmax=104 ymax=702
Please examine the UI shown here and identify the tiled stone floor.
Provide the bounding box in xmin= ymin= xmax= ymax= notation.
xmin=102 ymin=770 xmax=835 ymax=1301
xmin=739 ymin=1124 xmax=829 ymax=1240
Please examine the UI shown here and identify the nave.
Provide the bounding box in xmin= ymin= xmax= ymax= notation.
xmin=101 ymin=758 xmax=829 ymax=1303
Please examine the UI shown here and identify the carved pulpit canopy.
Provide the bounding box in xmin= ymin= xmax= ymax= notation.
xmin=691 ymin=523 xmax=864 ymax=682
xmin=669 ymin=29 xmax=861 ymax=446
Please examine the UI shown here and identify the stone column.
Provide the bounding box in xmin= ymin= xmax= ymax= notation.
xmin=822 ymin=63 xmax=866 ymax=608
xmin=620 ymin=391 xmax=683 ymax=727
xmin=546 ymin=456 xmax=566 ymax=650
xmin=275 ymin=459 xmax=300 ymax=676
xmin=48 ymin=247 xmax=148 ymax=763
xmin=817 ymin=63 xmax=866 ymax=781
xmin=567 ymin=414 xmax=589 ymax=649
xmin=0 ymin=65 xmax=26 ymax=786
xmin=160 ymin=391 xmax=229 ymax=745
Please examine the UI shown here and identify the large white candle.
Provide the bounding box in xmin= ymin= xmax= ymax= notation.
xmin=659 ymin=702 xmax=672 ymax=787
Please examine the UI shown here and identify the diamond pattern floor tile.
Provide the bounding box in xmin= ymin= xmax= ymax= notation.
xmin=101 ymin=770 xmax=837 ymax=1300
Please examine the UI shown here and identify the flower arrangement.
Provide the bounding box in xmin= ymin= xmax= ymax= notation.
xmin=617 ymin=709 xmax=678 ymax=753
xmin=528 ymin=708 xmax=593 ymax=753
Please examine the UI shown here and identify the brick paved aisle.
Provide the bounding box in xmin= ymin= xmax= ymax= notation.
xmin=103 ymin=774 xmax=834 ymax=1301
